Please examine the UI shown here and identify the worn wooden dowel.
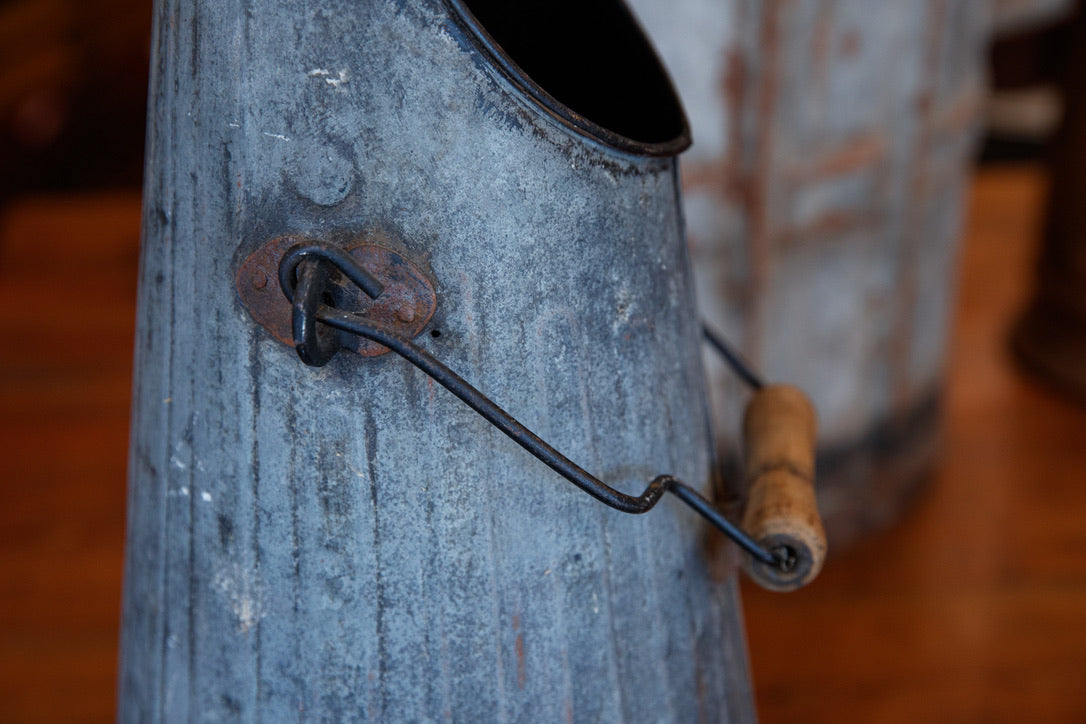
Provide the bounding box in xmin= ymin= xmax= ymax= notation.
xmin=740 ymin=385 xmax=827 ymax=592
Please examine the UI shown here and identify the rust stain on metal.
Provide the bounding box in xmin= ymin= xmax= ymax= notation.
xmin=839 ymin=29 xmax=862 ymax=58
xmin=929 ymin=84 xmax=986 ymax=134
xmin=719 ymin=44 xmax=754 ymax=206
xmin=236 ymin=234 xmax=437 ymax=357
xmin=513 ymin=613 xmax=526 ymax=690
xmin=743 ymin=0 xmax=784 ymax=365
xmin=785 ymin=135 xmax=888 ymax=182
xmin=679 ymin=160 xmax=730 ymax=194
xmin=810 ymin=0 xmax=834 ymax=104
xmin=778 ymin=211 xmax=874 ymax=248
xmin=236 ymin=234 xmax=300 ymax=346
xmin=891 ymin=0 xmax=949 ymax=418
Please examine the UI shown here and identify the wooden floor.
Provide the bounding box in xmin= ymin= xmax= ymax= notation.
xmin=1 ymin=166 xmax=1083 ymax=722
xmin=742 ymin=166 xmax=1086 ymax=723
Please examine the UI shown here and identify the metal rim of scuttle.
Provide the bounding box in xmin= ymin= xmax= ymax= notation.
xmin=444 ymin=0 xmax=692 ymax=158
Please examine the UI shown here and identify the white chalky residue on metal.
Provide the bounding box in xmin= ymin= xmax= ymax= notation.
xmin=213 ymin=564 xmax=265 ymax=634
xmin=307 ymin=68 xmax=349 ymax=88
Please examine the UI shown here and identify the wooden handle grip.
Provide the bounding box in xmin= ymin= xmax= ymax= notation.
xmin=740 ymin=385 xmax=827 ymax=592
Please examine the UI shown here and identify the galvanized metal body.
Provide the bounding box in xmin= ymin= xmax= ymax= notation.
xmin=630 ymin=0 xmax=989 ymax=544
xmin=120 ymin=0 xmax=754 ymax=721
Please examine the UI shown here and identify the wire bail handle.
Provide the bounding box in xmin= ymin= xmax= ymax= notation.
xmin=271 ymin=240 xmax=827 ymax=592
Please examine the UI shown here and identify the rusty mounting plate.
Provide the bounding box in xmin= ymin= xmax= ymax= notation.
xmin=237 ymin=235 xmax=437 ymax=357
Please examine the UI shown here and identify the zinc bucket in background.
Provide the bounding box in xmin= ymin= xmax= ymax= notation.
xmin=630 ymin=0 xmax=990 ymax=545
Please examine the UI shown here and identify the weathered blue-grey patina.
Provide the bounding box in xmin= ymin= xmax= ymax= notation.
xmin=120 ymin=1 xmax=754 ymax=720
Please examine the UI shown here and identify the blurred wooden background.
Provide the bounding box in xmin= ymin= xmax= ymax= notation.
xmin=0 ymin=0 xmax=149 ymax=197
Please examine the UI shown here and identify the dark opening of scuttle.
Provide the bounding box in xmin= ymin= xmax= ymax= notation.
xmin=449 ymin=0 xmax=690 ymax=154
